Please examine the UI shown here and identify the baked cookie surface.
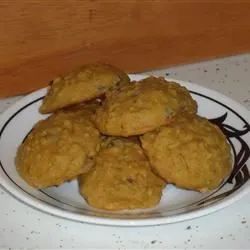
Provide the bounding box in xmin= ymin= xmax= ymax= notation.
xmin=16 ymin=107 xmax=101 ymax=188
xmin=94 ymin=76 xmax=197 ymax=136
xmin=40 ymin=63 xmax=130 ymax=113
xmin=140 ymin=115 xmax=232 ymax=192
xmin=79 ymin=138 xmax=165 ymax=210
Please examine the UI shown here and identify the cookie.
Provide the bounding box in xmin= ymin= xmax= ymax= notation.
xmin=62 ymin=98 xmax=102 ymax=121
xmin=16 ymin=106 xmax=101 ymax=188
xmin=94 ymin=76 xmax=197 ymax=136
xmin=78 ymin=138 xmax=165 ymax=210
xmin=40 ymin=63 xmax=130 ymax=113
xmin=140 ymin=114 xmax=232 ymax=192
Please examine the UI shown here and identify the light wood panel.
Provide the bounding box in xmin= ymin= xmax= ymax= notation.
xmin=0 ymin=1 xmax=250 ymax=97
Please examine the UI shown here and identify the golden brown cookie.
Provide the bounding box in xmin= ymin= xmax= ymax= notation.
xmin=140 ymin=115 xmax=232 ymax=192
xmin=16 ymin=106 xmax=101 ymax=188
xmin=40 ymin=63 xmax=130 ymax=113
xmin=62 ymin=98 xmax=102 ymax=122
xmin=94 ymin=76 xmax=197 ymax=136
xmin=78 ymin=138 xmax=165 ymax=210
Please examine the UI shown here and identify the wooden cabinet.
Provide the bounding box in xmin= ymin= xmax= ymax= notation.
xmin=1 ymin=1 xmax=250 ymax=97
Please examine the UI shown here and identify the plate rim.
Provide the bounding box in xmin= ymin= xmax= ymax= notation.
xmin=0 ymin=74 xmax=249 ymax=226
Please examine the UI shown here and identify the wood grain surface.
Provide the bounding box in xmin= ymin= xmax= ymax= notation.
xmin=1 ymin=1 xmax=250 ymax=97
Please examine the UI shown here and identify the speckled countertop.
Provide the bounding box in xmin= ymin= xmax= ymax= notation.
xmin=0 ymin=54 xmax=250 ymax=249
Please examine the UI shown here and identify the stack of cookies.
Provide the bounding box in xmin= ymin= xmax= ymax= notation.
xmin=16 ymin=63 xmax=232 ymax=211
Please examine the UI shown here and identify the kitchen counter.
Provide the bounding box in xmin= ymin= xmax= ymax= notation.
xmin=0 ymin=54 xmax=250 ymax=249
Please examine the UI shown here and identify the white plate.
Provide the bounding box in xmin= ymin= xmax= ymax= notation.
xmin=0 ymin=74 xmax=249 ymax=227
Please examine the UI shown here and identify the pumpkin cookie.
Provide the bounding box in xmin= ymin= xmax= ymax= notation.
xmin=40 ymin=63 xmax=130 ymax=113
xmin=140 ymin=115 xmax=232 ymax=192
xmin=78 ymin=138 xmax=165 ymax=210
xmin=16 ymin=106 xmax=101 ymax=188
xmin=94 ymin=76 xmax=197 ymax=136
